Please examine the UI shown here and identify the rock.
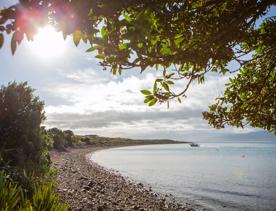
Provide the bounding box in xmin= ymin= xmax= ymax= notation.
xmin=83 ymin=185 xmax=90 ymax=191
xmin=96 ymin=206 xmax=104 ymax=211
xmin=81 ymin=175 xmax=89 ymax=180
xmin=137 ymin=183 xmax=143 ymax=188
xmin=71 ymin=168 xmax=77 ymax=173
xmin=131 ymin=205 xmax=140 ymax=210
xmin=88 ymin=181 xmax=94 ymax=187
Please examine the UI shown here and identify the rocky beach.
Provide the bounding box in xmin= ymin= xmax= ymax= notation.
xmin=51 ymin=141 xmax=196 ymax=211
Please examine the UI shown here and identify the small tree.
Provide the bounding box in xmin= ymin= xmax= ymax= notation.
xmin=47 ymin=128 xmax=66 ymax=149
xmin=63 ymin=130 xmax=75 ymax=147
xmin=0 ymin=82 xmax=51 ymax=174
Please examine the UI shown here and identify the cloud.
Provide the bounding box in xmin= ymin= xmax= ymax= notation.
xmin=45 ymin=109 xmax=203 ymax=129
xmin=42 ymin=67 xmax=247 ymax=139
xmin=44 ymin=70 xmax=157 ymax=113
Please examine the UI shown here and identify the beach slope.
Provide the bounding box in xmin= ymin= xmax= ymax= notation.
xmin=51 ymin=141 xmax=195 ymax=211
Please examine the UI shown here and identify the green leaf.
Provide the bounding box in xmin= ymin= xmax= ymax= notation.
xmin=145 ymin=95 xmax=154 ymax=100
xmin=11 ymin=33 xmax=17 ymax=55
xmin=73 ymin=30 xmax=82 ymax=46
xmin=174 ymin=35 xmax=184 ymax=47
xmin=198 ymin=75 xmax=205 ymax=84
xmin=118 ymin=67 xmax=122 ymax=75
xmin=162 ymin=69 xmax=166 ymax=77
xmin=166 ymin=80 xmax=174 ymax=85
xmin=112 ymin=67 xmax=117 ymax=75
xmin=144 ymin=98 xmax=151 ymax=103
xmin=177 ymin=97 xmax=182 ymax=103
xmin=160 ymin=42 xmax=171 ymax=55
xmin=95 ymin=54 xmax=105 ymax=59
xmin=119 ymin=43 xmax=127 ymax=50
xmin=0 ymin=33 xmax=3 ymax=49
xmin=140 ymin=90 xmax=152 ymax=95
xmin=86 ymin=46 xmax=97 ymax=52
xmin=161 ymin=82 xmax=170 ymax=92
xmin=153 ymin=82 xmax=157 ymax=93
xmin=123 ymin=13 xmax=132 ymax=22
xmin=166 ymin=73 xmax=175 ymax=79
xmin=101 ymin=26 xmax=107 ymax=38
xmin=137 ymin=43 xmax=143 ymax=48
xmin=148 ymin=98 xmax=157 ymax=106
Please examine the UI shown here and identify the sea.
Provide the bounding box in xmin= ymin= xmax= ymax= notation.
xmin=91 ymin=140 xmax=276 ymax=210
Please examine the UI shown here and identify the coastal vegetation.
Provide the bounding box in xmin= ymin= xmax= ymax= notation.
xmin=0 ymin=0 xmax=275 ymax=133
xmin=0 ymin=82 xmax=67 ymax=210
xmin=0 ymin=82 xmax=182 ymax=210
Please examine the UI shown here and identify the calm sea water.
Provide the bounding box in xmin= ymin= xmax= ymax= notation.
xmin=91 ymin=141 xmax=276 ymax=210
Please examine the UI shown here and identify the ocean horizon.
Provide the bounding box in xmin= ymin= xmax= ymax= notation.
xmin=92 ymin=140 xmax=276 ymax=210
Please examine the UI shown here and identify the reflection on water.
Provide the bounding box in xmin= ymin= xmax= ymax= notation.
xmin=92 ymin=141 xmax=276 ymax=210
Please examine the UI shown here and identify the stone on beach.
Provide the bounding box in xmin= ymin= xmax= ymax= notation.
xmin=51 ymin=147 xmax=195 ymax=211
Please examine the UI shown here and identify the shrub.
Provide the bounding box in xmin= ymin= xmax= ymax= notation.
xmin=48 ymin=128 xmax=80 ymax=148
xmin=81 ymin=137 xmax=92 ymax=145
xmin=0 ymin=82 xmax=51 ymax=174
xmin=0 ymin=171 xmax=22 ymax=210
xmin=47 ymin=128 xmax=66 ymax=149
xmin=0 ymin=171 xmax=67 ymax=211
xmin=63 ymin=130 xmax=75 ymax=147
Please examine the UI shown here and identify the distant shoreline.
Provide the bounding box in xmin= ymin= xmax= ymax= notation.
xmin=51 ymin=139 xmax=195 ymax=211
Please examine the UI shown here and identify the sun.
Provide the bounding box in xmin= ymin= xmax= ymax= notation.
xmin=28 ymin=25 xmax=67 ymax=59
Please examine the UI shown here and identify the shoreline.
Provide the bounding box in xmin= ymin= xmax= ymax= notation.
xmin=51 ymin=141 xmax=196 ymax=211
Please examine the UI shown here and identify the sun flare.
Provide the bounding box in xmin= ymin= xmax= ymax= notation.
xmin=29 ymin=25 xmax=67 ymax=59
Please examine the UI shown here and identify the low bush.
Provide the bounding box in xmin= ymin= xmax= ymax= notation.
xmin=0 ymin=171 xmax=67 ymax=211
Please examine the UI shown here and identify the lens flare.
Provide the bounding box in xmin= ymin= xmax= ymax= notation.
xmin=28 ymin=25 xmax=67 ymax=59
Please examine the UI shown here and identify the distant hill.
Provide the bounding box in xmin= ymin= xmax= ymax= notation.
xmin=177 ymin=131 xmax=276 ymax=142
xmin=137 ymin=130 xmax=276 ymax=143
xmin=223 ymin=131 xmax=276 ymax=141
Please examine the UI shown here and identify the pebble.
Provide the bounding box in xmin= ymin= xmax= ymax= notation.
xmin=53 ymin=147 xmax=195 ymax=211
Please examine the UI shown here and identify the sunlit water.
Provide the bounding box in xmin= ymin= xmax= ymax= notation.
xmin=91 ymin=141 xmax=276 ymax=210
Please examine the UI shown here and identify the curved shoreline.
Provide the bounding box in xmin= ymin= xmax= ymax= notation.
xmin=51 ymin=143 xmax=197 ymax=211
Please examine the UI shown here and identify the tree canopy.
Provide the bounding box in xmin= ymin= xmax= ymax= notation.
xmin=0 ymin=82 xmax=51 ymax=173
xmin=0 ymin=0 xmax=275 ymax=133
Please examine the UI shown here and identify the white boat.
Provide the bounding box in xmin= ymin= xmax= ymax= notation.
xmin=190 ymin=143 xmax=199 ymax=147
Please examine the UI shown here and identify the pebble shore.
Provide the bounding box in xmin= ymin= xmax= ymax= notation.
xmin=51 ymin=145 xmax=196 ymax=211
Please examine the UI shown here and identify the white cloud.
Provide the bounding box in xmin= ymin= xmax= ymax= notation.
xmin=43 ymin=67 xmax=249 ymax=139
xmin=45 ymin=70 xmax=158 ymax=114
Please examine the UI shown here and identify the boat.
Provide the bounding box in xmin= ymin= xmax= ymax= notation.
xmin=190 ymin=143 xmax=199 ymax=147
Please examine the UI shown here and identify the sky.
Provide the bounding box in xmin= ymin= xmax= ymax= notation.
xmin=0 ymin=1 xmax=275 ymax=141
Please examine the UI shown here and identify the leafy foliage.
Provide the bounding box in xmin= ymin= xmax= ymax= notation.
xmin=0 ymin=1 xmax=275 ymax=133
xmin=0 ymin=171 xmax=22 ymax=210
xmin=0 ymin=171 xmax=67 ymax=211
xmin=0 ymin=82 xmax=51 ymax=174
xmin=203 ymin=18 xmax=276 ymax=134
xmin=47 ymin=128 xmax=66 ymax=149
xmin=47 ymin=128 xmax=80 ymax=149
xmin=63 ymin=130 xmax=76 ymax=147
xmin=0 ymin=82 xmax=67 ymax=210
